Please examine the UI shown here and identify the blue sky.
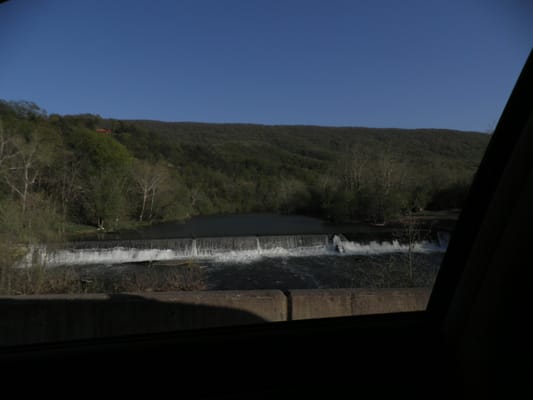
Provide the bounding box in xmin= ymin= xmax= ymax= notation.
xmin=1 ymin=0 xmax=532 ymax=131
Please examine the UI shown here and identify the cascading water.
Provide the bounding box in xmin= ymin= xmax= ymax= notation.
xmin=195 ymin=236 xmax=259 ymax=256
xmin=332 ymin=233 xmax=449 ymax=255
xmin=20 ymin=234 xmax=330 ymax=267
xmin=19 ymin=232 xmax=449 ymax=268
xmin=258 ymin=234 xmax=328 ymax=250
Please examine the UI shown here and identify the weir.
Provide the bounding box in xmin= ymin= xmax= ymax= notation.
xmin=24 ymin=234 xmax=332 ymax=267
xmin=64 ymin=234 xmax=329 ymax=253
xmin=20 ymin=232 xmax=449 ymax=267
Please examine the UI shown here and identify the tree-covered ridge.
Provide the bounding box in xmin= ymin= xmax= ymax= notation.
xmin=0 ymin=99 xmax=489 ymax=247
xmin=121 ymin=119 xmax=488 ymax=219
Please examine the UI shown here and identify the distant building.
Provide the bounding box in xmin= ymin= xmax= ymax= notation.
xmin=95 ymin=128 xmax=112 ymax=134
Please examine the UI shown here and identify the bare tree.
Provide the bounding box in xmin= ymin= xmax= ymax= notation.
xmin=132 ymin=161 xmax=169 ymax=222
xmin=342 ymin=145 xmax=370 ymax=193
xmin=0 ymin=122 xmax=56 ymax=225
xmin=0 ymin=124 xmax=60 ymax=250
xmin=0 ymin=119 xmax=17 ymax=171
xmin=393 ymin=211 xmax=432 ymax=285
xmin=366 ymin=148 xmax=409 ymax=224
xmin=3 ymin=136 xmax=45 ymax=214
xmin=374 ymin=150 xmax=396 ymax=196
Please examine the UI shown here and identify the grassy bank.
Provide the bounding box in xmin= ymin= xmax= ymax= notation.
xmin=0 ymin=261 xmax=206 ymax=295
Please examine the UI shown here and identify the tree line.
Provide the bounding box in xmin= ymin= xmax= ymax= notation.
xmin=0 ymin=99 xmax=489 ymax=248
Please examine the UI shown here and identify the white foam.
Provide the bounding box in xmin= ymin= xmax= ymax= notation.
xmin=18 ymin=236 xmax=448 ymax=267
xmin=18 ymin=247 xmax=194 ymax=267
xmin=213 ymin=245 xmax=331 ymax=263
xmin=341 ymin=240 xmax=446 ymax=255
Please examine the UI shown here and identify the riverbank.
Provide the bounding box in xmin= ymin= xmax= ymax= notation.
xmin=3 ymin=213 xmax=452 ymax=295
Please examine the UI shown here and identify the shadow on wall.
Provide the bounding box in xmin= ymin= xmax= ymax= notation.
xmin=0 ymin=291 xmax=283 ymax=347
xmin=0 ymin=288 xmax=431 ymax=348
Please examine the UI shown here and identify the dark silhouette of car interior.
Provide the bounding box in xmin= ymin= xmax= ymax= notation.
xmin=0 ymin=50 xmax=531 ymax=398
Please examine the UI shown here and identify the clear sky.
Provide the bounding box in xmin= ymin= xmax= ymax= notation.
xmin=1 ymin=0 xmax=532 ymax=131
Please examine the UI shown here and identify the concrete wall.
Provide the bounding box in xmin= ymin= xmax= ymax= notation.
xmin=289 ymin=288 xmax=431 ymax=320
xmin=0 ymin=288 xmax=431 ymax=347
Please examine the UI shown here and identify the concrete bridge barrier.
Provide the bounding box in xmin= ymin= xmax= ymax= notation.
xmin=288 ymin=288 xmax=431 ymax=320
xmin=0 ymin=288 xmax=431 ymax=347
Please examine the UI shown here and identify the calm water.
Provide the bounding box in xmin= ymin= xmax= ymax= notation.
xmin=75 ymin=214 xmax=399 ymax=241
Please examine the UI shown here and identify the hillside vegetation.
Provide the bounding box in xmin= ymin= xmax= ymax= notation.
xmin=0 ymin=99 xmax=490 ymax=294
xmin=0 ymin=99 xmax=489 ymax=243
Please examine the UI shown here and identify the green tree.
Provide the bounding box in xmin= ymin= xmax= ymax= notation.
xmin=85 ymin=170 xmax=128 ymax=230
xmin=74 ymin=129 xmax=133 ymax=229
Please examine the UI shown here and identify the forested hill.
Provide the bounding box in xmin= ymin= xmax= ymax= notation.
xmin=117 ymin=119 xmax=489 ymax=219
xmin=0 ymin=100 xmax=490 ymax=244
xmin=126 ymin=119 xmax=486 ymax=174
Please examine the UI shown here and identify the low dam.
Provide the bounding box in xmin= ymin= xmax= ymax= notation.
xmin=21 ymin=233 xmax=449 ymax=267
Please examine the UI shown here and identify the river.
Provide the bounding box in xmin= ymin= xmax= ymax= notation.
xmin=73 ymin=213 xmax=421 ymax=242
xmin=46 ymin=213 xmax=452 ymax=291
